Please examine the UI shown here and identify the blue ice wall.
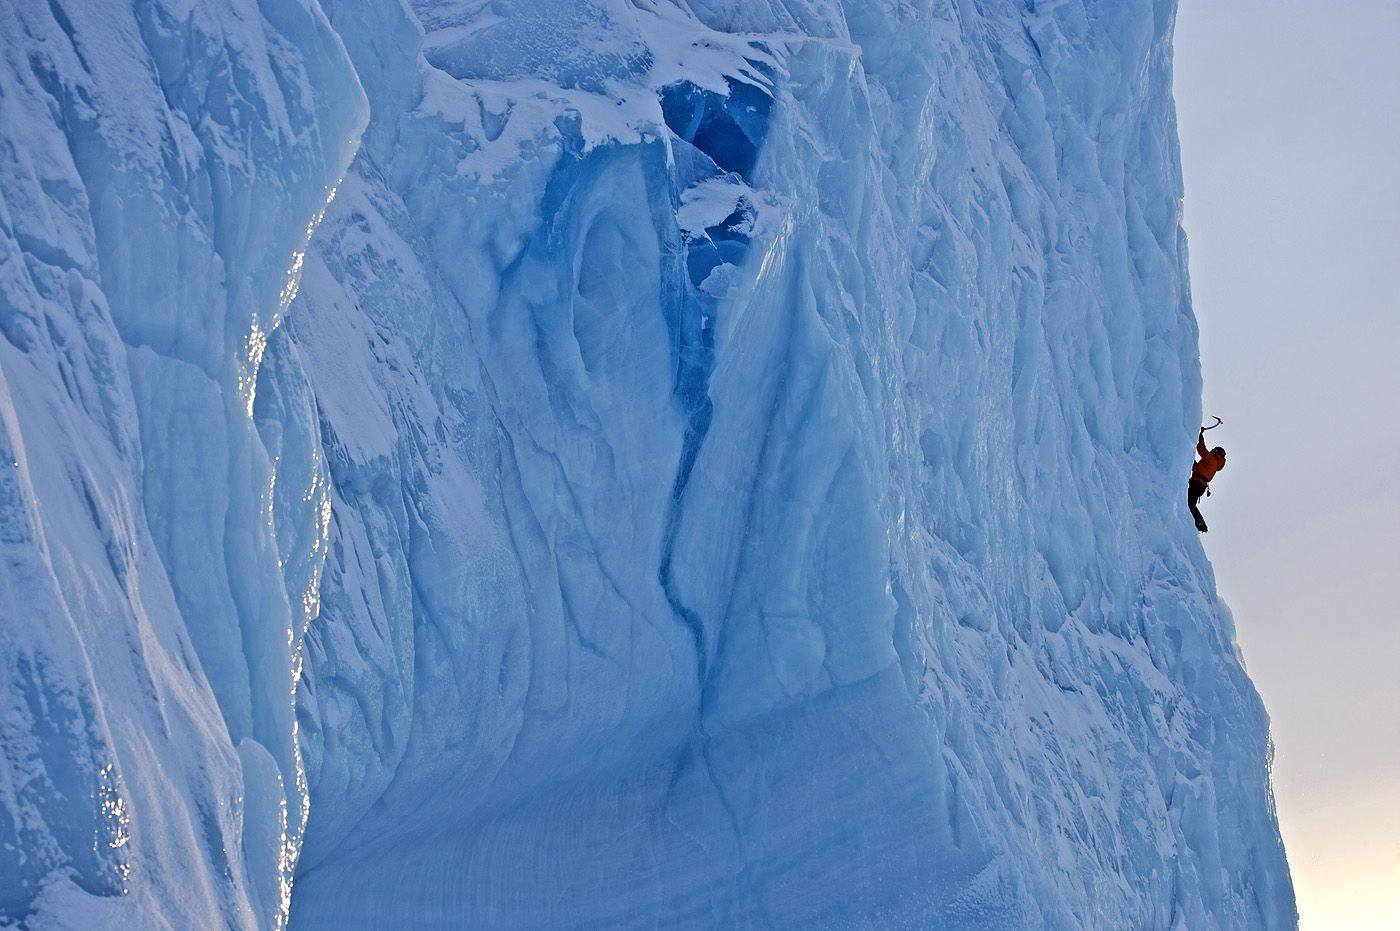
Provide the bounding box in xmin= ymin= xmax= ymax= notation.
xmin=284 ymin=0 xmax=1293 ymax=927
xmin=0 ymin=0 xmax=1294 ymax=928
xmin=0 ymin=1 xmax=365 ymax=926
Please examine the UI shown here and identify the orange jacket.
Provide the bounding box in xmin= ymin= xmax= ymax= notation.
xmin=1192 ymin=435 xmax=1225 ymax=485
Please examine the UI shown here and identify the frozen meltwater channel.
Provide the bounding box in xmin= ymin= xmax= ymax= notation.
xmin=0 ymin=0 xmax=1295 ymax=928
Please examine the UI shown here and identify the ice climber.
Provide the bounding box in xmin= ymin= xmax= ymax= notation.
xmin=1188 ymin=427 xmax=1226 ymax=533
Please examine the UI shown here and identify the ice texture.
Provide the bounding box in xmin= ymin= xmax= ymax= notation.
xmin=0 ymin=0 xmax=366 ymax=926
xmin=0 ymin=0 xmax=1295 ymax=928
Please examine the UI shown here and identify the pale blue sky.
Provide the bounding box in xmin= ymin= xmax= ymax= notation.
xmin=1173 ymin=1 xmax=1400 ymax=926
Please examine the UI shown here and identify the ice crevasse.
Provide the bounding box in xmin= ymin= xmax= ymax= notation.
xmin=0 ymin=0 xmax=1295 ymax=928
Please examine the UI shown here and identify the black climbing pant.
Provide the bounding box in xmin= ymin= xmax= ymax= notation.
xmin=1188 ymin=479 xmax=1208 ymax=525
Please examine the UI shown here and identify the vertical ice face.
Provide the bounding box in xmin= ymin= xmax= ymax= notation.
xmin=284 ymin=0 xmax=1293 ymax=928
xmin=1 ymin=0 xmax=1295 ymax=928
xmin=0 ymin=0 xmax=365 ymax=927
